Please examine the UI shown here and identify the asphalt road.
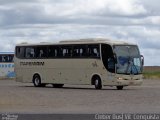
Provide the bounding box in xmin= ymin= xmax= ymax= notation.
xmin=0 ymin=79 xmax=160 ymax=114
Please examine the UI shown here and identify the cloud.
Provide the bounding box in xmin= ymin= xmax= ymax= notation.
xmin=0 ymin=0 xmax=149 ymax=26
xmin=42 ymin=0 xmax=147 ymax=17
xmin=0 ymin=0 xmax=160 ymax=66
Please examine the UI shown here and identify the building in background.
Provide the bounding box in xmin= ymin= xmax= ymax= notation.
xmin=0 ymin=52 xmax=15 ymax=79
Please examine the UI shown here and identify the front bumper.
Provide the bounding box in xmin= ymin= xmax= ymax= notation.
xmin=116 ymin=79 xmax=143 ymax=86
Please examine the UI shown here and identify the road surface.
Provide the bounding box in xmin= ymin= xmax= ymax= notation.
xmin=0 ymin=79 xmax=160 ymax=114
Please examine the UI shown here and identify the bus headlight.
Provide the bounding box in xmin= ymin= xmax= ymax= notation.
xmin=117 ymin=77 xmax=123 ymax=80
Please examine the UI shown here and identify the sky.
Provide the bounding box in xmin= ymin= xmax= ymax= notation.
xmin=0 ymin=0 xmax=160 ymax=66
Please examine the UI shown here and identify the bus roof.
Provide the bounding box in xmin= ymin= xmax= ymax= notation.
xmin=0 ymin=52 xmax=14 ymax=55
xmin=16 ymin=38 xmax=137 ymax=46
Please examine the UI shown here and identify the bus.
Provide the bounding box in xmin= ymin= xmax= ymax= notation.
xmin=14 ymin=38 xmax=144 ymax=90
xmin=0 ymin=52 xmax=15 ymax=79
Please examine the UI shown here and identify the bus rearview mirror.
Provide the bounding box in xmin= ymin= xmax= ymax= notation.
xmin=141 ymin=55 xmax=144 ymax=66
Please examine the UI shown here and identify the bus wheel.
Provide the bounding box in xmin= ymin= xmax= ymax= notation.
xmin=33 ymin=75 xmax=42 ymax=87
xmin=94 ymin=77 xmax=102 ymax=89
xmin=52 ymin=84 xmax=64 ymax=88
xmin=116 ymin=86 xmax=123 ymax=90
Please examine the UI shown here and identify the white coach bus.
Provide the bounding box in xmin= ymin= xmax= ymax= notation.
xmin=14 ymin=38 xmax=144 ymax=90
xmin=0 ymin=52 xmax=15 ymax=79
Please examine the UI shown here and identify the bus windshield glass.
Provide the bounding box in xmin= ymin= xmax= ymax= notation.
xmin=114 ymin=45 xmax=142 ymax=75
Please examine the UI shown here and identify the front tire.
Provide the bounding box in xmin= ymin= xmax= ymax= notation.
xmin=33 ymin=75 xmax=42 ymax=87
xmin=116 ymin=86 xmax=124 ymax=90
xmin=94 ymin=77 xmax=102 ymax=89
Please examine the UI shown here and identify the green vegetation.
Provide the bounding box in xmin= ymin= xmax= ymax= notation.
xmin=143 ymin=71 xmax=160 ymax=79
xmin=143 ymin=66 xmax=160 ymax=79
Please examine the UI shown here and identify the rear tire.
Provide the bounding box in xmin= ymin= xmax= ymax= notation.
xmin=33 ymin=75 xmax=42 ymax=87
xmin=94 ymin=77 xmax=102 ymax=89
xmin=52 ymin=84 xmax=64 ymax=88
xmin=116 ymin=86 xmax=124 ymax=90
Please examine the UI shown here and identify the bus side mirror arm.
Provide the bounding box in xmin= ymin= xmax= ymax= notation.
xmin=141 ymin=55 xmax=144 ymax=66
xmin=113 ymin=53 xmax=117 ymax=64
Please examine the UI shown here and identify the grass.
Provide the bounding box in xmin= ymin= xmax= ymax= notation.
xmin=143 ymin=66 xmax=160 ymax=79
xmin=143 ymin=71 xmax=160 ymax=79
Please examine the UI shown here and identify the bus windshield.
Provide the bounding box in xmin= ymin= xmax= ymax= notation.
xmin=114 ymin=45 xmax=142 ymax=75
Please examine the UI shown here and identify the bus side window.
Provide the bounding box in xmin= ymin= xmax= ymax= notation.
xmin=48 ymin=46 xmax=59 ymax=58
xmin=2 ymin=55 xmax=13 ymax=62
xmin=92 ymin=47 xmax=99 ymax=57
xmin=12 ymin=55 xmax=14 ymax=62
xmin=0 ymin=56 xmax=6 ymax=62
xmin=88 ymin=45 xmax=100 ymax=58
xmin=73 ymin=45 xmax=87 ymax=58
xmin=61 ymin=46 xmax=72 ymax=58
xmin=58 ymin=47 xmax=63 ymax=58
xmin=73 ymin=46 xmax=79 ymax=57
xmin=73 ymin=48 xmax=79 ymax=57
xmin=25 ymin=47 xmax=35 ymax=59
xmin=0 ymin=55 xmax=2 ymax=62
xmin=8 ymin=55 xmax=13 ymax=62
xmin=16 ymin=47 xmax=25 ymax=58
xmin=39 ymin=50 xmax=44 ymax=57
xmin=2 ymin=56 xmax=4 ymax=62
xmin=36 ymin=46 xmax=47 ymax=58
xmin=80 ymin=47 xmax=87 ymax=57
xmin=62 ymin=49 xmax=66 ymax=57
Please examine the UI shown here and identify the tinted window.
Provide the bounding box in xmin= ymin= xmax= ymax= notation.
xmin=16 ymin=47 xmax=25 ymax=58
xmin=36 ymin=46 xmax=48 ymax=58
xmin=87 ymin=45 xmax=100 ymax=58
xmin=25 ymin=47 xmax=35 ymax=58
xmin=61 ymin=46 xmax=72 ymax=58
xmin=16 ymin=44 xmax=100 ymax=59
xmin=48 ymin=46 xmax=59 ymax=58
xmin=101 ymin=44 xmax=115 ymax=73
xmin=0 ymin=55 xmax=14 ymax=62
xmin=73 ymin=45 xmax=87 ymax=58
